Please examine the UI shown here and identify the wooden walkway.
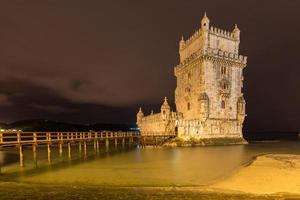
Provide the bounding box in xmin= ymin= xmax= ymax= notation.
xmin=0 ymin=131 xmax=176 ymax=168
xmin=0 ymin=131 xmax=176 ymax=147
xmin=0 ymin=131 xmax=139 ymax=146
xmin=0 ymin=131 xmax=140 ymax=167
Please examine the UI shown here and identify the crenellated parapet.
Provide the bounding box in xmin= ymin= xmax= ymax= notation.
xmin=175 ymin=48 xmax=247 ymax=75
xmin=180 ymin=26 xmax=238 ymax=51
xmin=180 ymin=30 xmax=202 ymax=50
xmin=209 ymin=26 xmax=237 ymax=40
xmin=141 ymin=111 xmax=177 ymax=123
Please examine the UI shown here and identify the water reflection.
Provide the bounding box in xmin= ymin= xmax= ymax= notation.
xmin=0 ymin=141 xmax=300 ymax=186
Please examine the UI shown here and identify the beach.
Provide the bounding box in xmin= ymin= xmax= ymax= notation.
xmin=212 ymin=154 xmax=300 ymax=195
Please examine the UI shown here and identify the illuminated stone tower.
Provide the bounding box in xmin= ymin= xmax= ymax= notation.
xmin=174 ymin=13 xmax=247 ymax=139
xmin=137 ymin=13 xmax=247 ymax=143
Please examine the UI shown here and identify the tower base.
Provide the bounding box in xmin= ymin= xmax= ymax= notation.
xmin=163 ymin=136 xmax=248 ymax=147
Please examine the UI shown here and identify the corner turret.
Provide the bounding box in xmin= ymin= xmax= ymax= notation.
xmin=179 ymin=36 xmax=185 ymax=50
xmin=201 ymin=12 xmax=210 ymax=31
xmin=136 ymin=107 xmax=144 ymax=125
xmin=161 ymin=97 xmax=170 ymax=120
xmin=232 ymin=24 xmax=240 ymax=41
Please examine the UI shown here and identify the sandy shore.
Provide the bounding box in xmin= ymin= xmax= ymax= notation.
xmin=211 ymin=154 xmax=300 ymax=195
xmin=2 ymin=152 xmax=300 ymax=199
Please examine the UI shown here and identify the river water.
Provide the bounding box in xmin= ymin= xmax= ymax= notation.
xmin=0 ymin=141 xmax=300 ymax=186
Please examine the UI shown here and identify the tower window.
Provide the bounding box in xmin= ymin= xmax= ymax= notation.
xmin=185 ymin=87 xmax=191 ymax=93
xmin=187 ymin=103 xmax=190 ymax=110
xmin=221 ymin=66 xmax=226 ymax=75
xmin=221 ymin=101 xmax=225 ymax=109
xmin=187 ymin=72 xmax=191 ymax=80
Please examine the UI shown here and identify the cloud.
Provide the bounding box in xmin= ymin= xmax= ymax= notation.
xmin=0 ymin=94 xmax=13 ymax=107
xmin=31 ymin=104 xmax=77 ymax=114
xmin=0 ymin=1 xmax=174 ymax=107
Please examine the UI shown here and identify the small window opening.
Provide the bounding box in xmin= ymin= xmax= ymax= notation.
xmin=187 ymin=73 xmax=191 ymax=80
xmin=187 ymin=103 xmax=190 ymax=110
xmin=221 ymin=101 xmax=225 ymax=109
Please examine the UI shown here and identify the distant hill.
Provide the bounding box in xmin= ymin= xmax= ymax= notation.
xmin=0 ymin=122 xmax=8 ymax=129
xmin=0 ymin=119 xmax=138 ymax=132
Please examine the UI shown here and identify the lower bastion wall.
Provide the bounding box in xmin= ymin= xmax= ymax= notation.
xmin=138 ymin=112 xmax=177 ymax=136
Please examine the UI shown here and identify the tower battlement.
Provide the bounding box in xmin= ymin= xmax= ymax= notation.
xmin=179 ymin=14 xmax=241 ymax=62
xmin=180 ymin=26 xmax=238 ymax=51
xmin=209 ymin=26 xmax=238 ymax=40
xmin=175 ymin=48 xmax=247 ymax=74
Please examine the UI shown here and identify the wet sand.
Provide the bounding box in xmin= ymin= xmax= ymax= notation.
xmin=0 ymin=181 xmax=297 ymax=200
xmin=212 ymin=154 xmax=300 ymax=195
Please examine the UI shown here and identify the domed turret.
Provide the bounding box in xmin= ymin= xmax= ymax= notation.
xmin=161 ymin=97 xmax=170 ymax=120
xmin=179 ymin=35 xmax=185 ymax=50
xmin=232 ymin=24 xmax=240 ymax=40
xmin=201 ymin=12 xmax=210 ymax=31
xmin=136 ymin=107 xmax=144 ymax=125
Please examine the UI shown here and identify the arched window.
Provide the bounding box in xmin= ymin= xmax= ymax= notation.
xmin=187 ymin=102 xmax=190 ymax=110
xmin=221 ymin=100 xmax=225 ymax=109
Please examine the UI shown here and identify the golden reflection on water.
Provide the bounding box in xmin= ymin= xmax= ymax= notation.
xmin=15 ymin=145 xmax=247 ymax=186
xmin=2 ymin=141 xmax=300 ymax=187
xmin=0 ymin=151 xmax=4 ymax=164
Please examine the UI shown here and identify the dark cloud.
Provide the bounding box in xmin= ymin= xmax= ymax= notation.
xmin=0 ymin=94 xmax=13 ymax=107
xmin=31 ymin=104 xmax=77 ymax=114
xmin=69 ymin=80 xmax=86 ymax=92
xmin=0 ymin=1 xmax=299 ymax=131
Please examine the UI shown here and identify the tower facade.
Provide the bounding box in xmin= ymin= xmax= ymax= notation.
xmin=175 ymin=13 xmax=247 ymax=139
xmin=137 ymin=13 xmax=247 ymax=141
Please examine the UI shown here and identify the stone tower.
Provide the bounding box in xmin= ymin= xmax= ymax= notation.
xmin=174 ymin=13 xmax=247 ymax=139
xmin=137 ymin=13 xmax=247 ymax=142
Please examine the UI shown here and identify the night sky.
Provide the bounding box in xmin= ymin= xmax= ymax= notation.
xmin=0 ymin=1 xmax=299 ymax=132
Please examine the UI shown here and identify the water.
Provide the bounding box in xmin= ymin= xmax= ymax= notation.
xmin=1 ymin=141 xmax=300 ymax=186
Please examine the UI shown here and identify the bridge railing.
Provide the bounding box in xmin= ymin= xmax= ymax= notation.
xmin=0 ymin=131 xmax=140 ymax=146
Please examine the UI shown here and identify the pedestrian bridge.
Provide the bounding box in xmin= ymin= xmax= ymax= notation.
xmin=0 ymin=131 xmax=176 ymax=167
